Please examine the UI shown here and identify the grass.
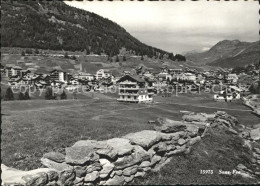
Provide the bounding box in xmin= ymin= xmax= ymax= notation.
xmin=133 ymin=127 xmax=257 ymax=185
xmin=1 ymin=94 xmax=259 ymax=172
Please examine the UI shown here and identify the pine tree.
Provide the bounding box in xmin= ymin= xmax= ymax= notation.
xmin=45 ymin=87 xmax=55 ymax=100
xmin=141 ymin=55 xmax=144 ymax=60
xmin=60 ymin=90 xmax=67 ymax=100
xmin=5 ymin=87 xmax=14 ymax=101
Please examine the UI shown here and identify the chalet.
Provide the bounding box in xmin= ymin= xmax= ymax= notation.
xmin=117 ymin=75 xmax=154 ymax=103
xmin=169 ymin=69 xmax=182 ymax=75
xmin=227 ymin=74 xmax=238 ymax=84
xmin=96 ymin=69 xmax=112 ymax=80
xmin=5 ymin=66 xmax=22 ymax=77
xmin=77 ymin=72 xmax=95 ymax=81
xmin=50 ymin=69 xmax=67 ymax=82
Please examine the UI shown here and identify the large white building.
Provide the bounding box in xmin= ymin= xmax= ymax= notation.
xmin=117 ymin=75 xmax=154 ymax=103
xmin=96 ymin=69 xmax=112 ymax=80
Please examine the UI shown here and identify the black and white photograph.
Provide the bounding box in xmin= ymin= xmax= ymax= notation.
xmin=1 ymin=0 xmax=260 ymax=185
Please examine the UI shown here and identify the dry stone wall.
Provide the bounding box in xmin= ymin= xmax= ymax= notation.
xmin=2 ymin=111 xmax=256 ymax=185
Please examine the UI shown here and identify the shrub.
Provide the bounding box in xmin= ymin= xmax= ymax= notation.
xmin=21 ymin=51 xmax=25 ymax=56
xmin=24 ymin=91 xmax=30 ymax=100
xmin=4 ymin=87 xmax=14 ymax=101
xmin=18 ymin=92 xmax=24 ymax=100
xmin=45 ymin=87 xmax=56 ymax=100
xmin=123 ymin=56 xmax=126 ymax=61
xmin=60 ymin=90 xmax=67 ymax=100
xmin=116 ymin=55 xmax=119 ymax=62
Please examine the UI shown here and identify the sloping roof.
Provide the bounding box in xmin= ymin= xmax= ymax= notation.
xmin=117 ymin=75 xmax=145 ymax=83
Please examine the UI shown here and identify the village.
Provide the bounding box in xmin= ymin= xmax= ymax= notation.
xmin=1 ymin=55 xmax=259 ymax=103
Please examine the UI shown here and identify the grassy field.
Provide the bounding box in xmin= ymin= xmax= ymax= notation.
xmin=1 ymin=93 xmax=259 ymax=171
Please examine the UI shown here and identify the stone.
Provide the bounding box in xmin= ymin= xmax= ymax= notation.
xmin=58 ymin=168 xmax=76 ymax=185
xmin=74 ymin=166 xmax=86 ymax=177
xmin=170 ymin=131 xmax=186 ymax=140
xmin=85 ymin=162 xmax=102 ymax=174
xmin=41 ymin=158 xmax=72 ymax=172
xmin=150 ymin=155 xmax=161 ymax=166
xmin=65 ymin=146 xmax=99 ymax=165
xmin=135 ymin=171 xmax=146 ymax=178
xmin=177 ymin=138 xmax=186 ymax=145
xmin=22 ymin=172 xmax=48 ymax=186
xmin=124 ymin=175 xmax=135 ymax=183
xmin=73 ymin=177 xmax=84 ymax=185
xmin=84 ymin=171 xmax=99 ymax=182
xmin=182 ymin=113 xmax=207 ymax=122
xmin=240 ymin=131 xmax=250 ymax=138
xmin=99 ymin=159 xmax=115 ymax=178
xmin=153 ymin=142 xmax=167 ymax=153
xmin=123 ymin=130 xmax=162 ymax=149
xmin=143 ymin=167 xmax=151 ymax=172
xmin=254 ymin=148 xmax=260 ymax=154
xmin=253 ymin=124 xmax=260 ymax=129
xmin=166 ymin=144 xmax=176 ymax=151
xmin=139 ymin=161 xmax=151 ymax=168
xmin=1 ymin=165 xmax=57 ymax=186
xmin=250 ymin=128 xmax=260 ymax=141
xmin=154 ymin=118 xmax=187 ymax=133
xmin=123 ymin=166 xmax=138 ymax=176
xmin=166 ymin=145 xmax=186 ymax=156
xmin=186 ymin=125 xmax=199 ymax=137
xmin=114 ymin=145 xmax=150 ymax=169
xmin=188 ymin=136 xmax=201 ymax=146
xmin=106 ymin=138 xmax=134 ymax=156
xmin=43 ymin=152 xmax=65 ymax=163
xmin=227 ymin=128 xmax=238 ymax=135
xmin=104 ymin=175 xmax=125 ymax=185
xmin=46 ymin=170 xmax=59 ymax=182
xmin=114 ymin=170 xmax=123 ymax=176
xmin=253 ymin=152 xmax=260 ymax=160
xmin=147 ymin=148 xmax=156 ymax=158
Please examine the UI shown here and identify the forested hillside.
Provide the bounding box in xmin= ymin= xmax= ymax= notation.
xmin=1 ymin=0 xmax=185 ymax=61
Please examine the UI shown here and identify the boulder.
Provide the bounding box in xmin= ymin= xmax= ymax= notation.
xmin=182 ymin=113 xmax=208 ymax=122
xmin=135 ymin=171 xmax=146 ymax=178
xmin=65 ymin=146 xmax=99 ymax=165
xmin=250 ymin=128 xmax=260 ymax=141
xmin=254 ymin=147 xmax=260 ymax=154
xmin=74 ymin=166 xmax=86 ymax=177
xmin=124 ymin=175 xmax=135 ymax=183
xmin=154 ymin=118 xmax=187 ymax=133
xmin=106 ymin=138 xmax=134 ymax=156
xmin=139 ymin=161 xmax=151 ymax=168
xmin=123 ymin=166 xmax=138 ymax=176
xmin=123 ymin=130 xmax=162 ymax=149
xmin=177 ymin=138 xmax=186 ymax=146
xmin=227 ymin=128 xmax=238 ymax=135
xmin=253 ymin=124 xmax=260 ymax=129
xmin=99 ymin=159 xmax=115 ymax=178
xmin=150 ymin=155 xmax=161 ymax=166
xmin=114 ymin=146 xmax=150 ymax=169
xmin=84 ymin=171 xmax=99 ymax=182
xmin=41 ymin=158 xmax=72 ymax=172
xmin=104 ymin=175 xmax=125 ymax=185
xmin=166 ymin=145 xmax=187 ymax=156
xmin=114 ymin=170 xmax=123 ymax=176
xmin=73 ymin=177 xmax=84 ymax=185
xmin=188 ymin=136 xmax=201 ymax=146
xmin=58 ymin=168 xmax=76 ymax=185
xmin=85 ymin=162 xmax=102 ymax=174
xmin=166 ymin=144 xmax=176 ymax=151
xmin=153 ymin=142 xmax=167 ymax=153
xmin=43 ymin=152 xmax=65 ymax=163
xmin=186 ymin=125 xmax=199 ymax=137
xmin=22 ymin=172 xmax=48 ymax=186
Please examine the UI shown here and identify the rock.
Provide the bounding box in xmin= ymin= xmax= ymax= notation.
xmin=214 ymin=118 xmax=231 ymax=127
xmin=227 ymin=128 xmax=238 ymax=135
xmin=253 ymin=152 xmax=260 ymax=160
xmin=150 ymin=155 xmax=161 ymax=166
xmin=177 ymin=138 xmax=186 ymax=145
xmin=58 ymin=168 xmax=76 ymax=185
xmin=124 ymin=175 xmax=135 ymax=183
xmin=65 ymin=146 xmax=99 ymax=165
xmin=166 ymin=145 xmax=186 ymax=156
xmin=114 ymin=170 xmax=123 ymax=176
xmin=123 ymin=166 xmax=138 ymax=176
xmin=170 ymin=131 xmax=186 ymax=140
xmin=240 ymin=130 xmax=250 ymax=138
xmin=182 ymin=113 xmax=207 ymax=122
xmin=84 ymin=171 xmax=99 ymax=182
xmin=41 ymin=158 xmax=72 ymax=172
xmin=74 ymin=166 xmax=86 ymax=177
xmin=237 ymin=164 xmax=247 ymax=171
xmin=43 ymin=152 xmax=65 ymax=163
xmin=73 ymin=177 xmax=84 ymax=185
xmin=186 ymin=125 xmax=199 ymax=137
xmin=114 ymin=145 xmax=150 ymax=169
xmin=147 ymin=148 xmax=156 ymax=158
xmin=104 ymin=175 xmax=125 ymax=185
xmin=99 ymin=159 xmax=115 ymax=178
xmin=123 ymin=130 xmax=162 ymax=149
xmin=154 ymin=118 xmax=187 ymax=133
xmin=254 ymin=148 xmax=260 ymax=154
xmin=253 ymin=124 xmax=260 ymax=129
xmin=143 ymin=167 xmax=151 ymax=172
xmin=153 ymin=142 xmax=167 ymax=153
xmin=188 ymin=136 xmax=201 ymax=146
xmin=250 ymin=128 xmax=260 ymax=141
xmin=166 ymin=144 xmax=176 ymax=151
xmin=139 ymin=161 xmax=151 ymax=168
xmin=180 ymin=110 xmax=195 ymax=115
xmin=22 ymin=172 xmax=48 ymax=186
xmin=85 ymin=162 xmax=102 ymax=174
xmin=46 ymin=170 xmax=59 ymax=182
xmin=135 ymin=171 xmax=146 ymax=178
xmin=106 ymin=138 xmax=134 ymax=156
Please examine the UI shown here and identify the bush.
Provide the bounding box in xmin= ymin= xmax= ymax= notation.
xmin=21 ymin=51 xmax=25 ymax=56
xmin=123 ymin=56 xmax=126 ymax=61
xmin=24 ymin=91 xmax=30 ymax=100
xmin=60 ymin=90 xmax=67 ymax=100
xmin=64 ymin=52 xmax=69 ymax=59
xmin=18 ymin=92 xmax=24 ymax=100
xmin=4 ymin=87 xmax=14 ymax=101
xmin=45 ymin=87 xmax=56 ymax=100
xmin=116 ymin=56 xmax=119 ymax=62
xmin=25 ymin=49 xmax=33 ymax=54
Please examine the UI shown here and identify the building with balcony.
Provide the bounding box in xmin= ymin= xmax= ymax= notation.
xmin=117 ymin=75 xmax=154 ymax=103
xmin=50 ymin=69 xmax=67 ymax=82
xmin=96 ymin=69 xmax=112 ymax=80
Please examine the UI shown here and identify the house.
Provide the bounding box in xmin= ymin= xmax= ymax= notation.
xmin=96 ymin=69 xmax=112 ymax=80
xmin=227 ymin=74 xmax=238 ymax=84
xmin=77 ymin=72 xmax=95 ymax=81
xmin=117 ymin=75 xmax=154 ymax=103
xmin=50 ymin=69 xmax=67 ymax=82
xmin=5 ymin=66 xmax=22 ymax=77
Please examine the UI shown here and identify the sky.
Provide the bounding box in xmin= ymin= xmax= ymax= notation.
xmin=65 ymin=0 xmax=259 ymax=54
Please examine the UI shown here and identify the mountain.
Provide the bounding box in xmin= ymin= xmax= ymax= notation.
xmin=1 ymin=0 xmax=172 ymax=58
xmin=186 ymin=40 xmax=260 ymax=68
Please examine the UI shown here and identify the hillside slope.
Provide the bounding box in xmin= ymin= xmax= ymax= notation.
xmin=186 ymin=40 xmax=259 ymax=68
xmin=1 ymin=0 xmax=169 ymax=57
